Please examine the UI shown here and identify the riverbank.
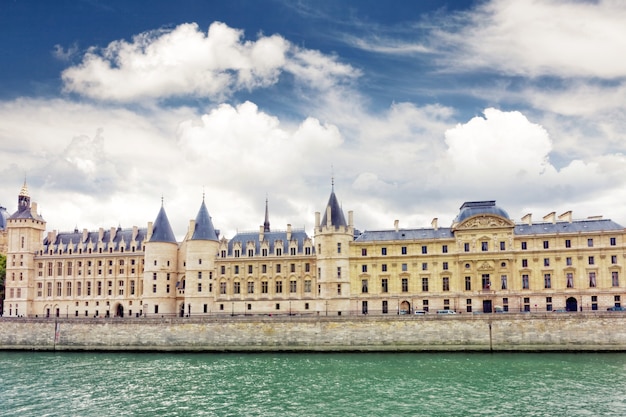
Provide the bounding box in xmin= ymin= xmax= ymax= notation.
xmin=1 ymin=312 xmax=625 ymax=351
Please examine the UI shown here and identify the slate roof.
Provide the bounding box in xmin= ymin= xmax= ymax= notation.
xmin=354 ymin=218 xmax=624 ymax=243
xmin=320 ymin=190 xmax=347 ymax=228
xmin=0 ymin=205 xmax=8 ymax=230
xmin=150 ymin=206 xmax=177 ymax=243
xmin=227 ymin=229 xmax=312 ymax=255
xmin=191 ymin=200 xmax=219 ymax=241
xmin=42 ymin=227 xmax=148 ymax=253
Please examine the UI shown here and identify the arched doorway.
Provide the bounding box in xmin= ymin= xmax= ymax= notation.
xmin=566 ymin=297 xmax=578 ymax=312
xmin=116 ymin=304 xmax=124 ymax=317
xmin=400 ymin=300 xmax=411 ymax=314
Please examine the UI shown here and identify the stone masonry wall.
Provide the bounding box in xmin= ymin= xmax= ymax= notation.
xmin=1 ymin=313 xmax=626 ymax=351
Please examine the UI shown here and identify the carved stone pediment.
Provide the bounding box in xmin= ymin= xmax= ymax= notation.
xmin=477 ymin=261 xmax=494 ymax=271
xmin=457 ymin=215 xmax=514 ymax=230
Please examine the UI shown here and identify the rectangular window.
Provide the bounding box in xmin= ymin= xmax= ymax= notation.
xmin=612 ymin=271 xmax=619 ymax=287
xmin=546 ymin=297 xmax=553 ymax=312
xmin=402 ymin=278 xmax=409 ymax=292
xmin=362 ymin=265 xmax=368 ymax=273
xmin=589 ymin=272 xmax=597 ymax=288
xmin=610 ymin=237 xmax=617 ymax=246
xmin=66 ymin=282 xmax=72 ymax=297
xmin=152 ymin=284 xmax=157 ymax=293
xmin=500 ymin=241 xmax=506 ymax=251
xmin=247 ymin=281 xmax=254 ymax=294
xmin=544 ymin=273 xmax=551 ymax=289
xmin=443 ymin=262 xmax=448 ymax=270
xmin=248 ymin=249 xmax=254 ymax=257
xmin=290 ymin=280 xmax=297 ymax=293
xmin=337 ymin=283 xmax=341 ymax=295
xmin=565 ymin=239 xmax=571 ymax=248
xmin=381 ymin=278 xmax=388 ymax=293
xmin=382 ymin=300 xmax=388 ymax=314
xmin=337 ymin=267 xmax=341 ymax=278
xmin=77 ymin=282 xmax=82 ymax=296
xmin=521 ymin=241 xmax=527 ymax=250
xmin=422 ymin=278 xmax=429 ymax=292
xmin=501 ymin=275 xmax=507 ymax=290
xmin=262 ymin=248 xmax=268 ymax=257
xmin=198 ymin=271 xmax=202 ymax=280
xmin=262 ymin=281 xmax=268 ymax=294
xmin=337 ymin=243 xmax=342 ymax=254
xmin=464 ymin=242 xmax=470 ymax=252
xmin=543 ymin=258 xmax=550 ymax=267
xmin=401 ymin=246 xmax=407 ymax=255
xmin=234 ymin=265 xmax=240 ymax=274
xmin=401 ymin=263 xmax=408 ymax=272
xmin=130 ymin=280 xmax=135 ymax=295
xmin=361 ymin=279 xmax=368 ymax=293
xmin=305 ymin=263 xmax=310 ymax=272
xmin=481 ymin=242 xmax=488 ymax=252
xmin=442 ymin=245 xmax=448 ymax=254
xmin=304 ymin=280 xmax=311 ymax=293
xmin=465 ymin=276 xmax=471 ymax=291
xmin=381 ymin=264 xmax=387 ymax=272
xmin=482 ymin=274 xmax=490 ymax=290
xmin=587 ymin=238 xmax=593 ymax=247
xmin=522 ymin=259 xmax=528 ymax=268
xmin=261 ymin=264 xmax=267 ymax=274
xmin=86 ymin=282 xmax=91 ymax=296
xmin=421 ymin=262 xmax=427 ymax=271
xmin=543 ymin=240 xmax=549 ymax=249
xmin=612 ymin=255 xmax=618 ymax=264
xmin=275 ymin=281 xmax=283 ymax=293
xmin=233 ymin=282 xmax=240 ymax=294
xmin=381 ymin=247 xmax=387 ymax=255
xmin=442 ymin=277 xmax=449 ymax=292
xmin=589 ymin=256 xmax=595 ymax=265
xmin=290 ymin=263 xmax=295 ymax=273
xmin=421 ymin=245 xmax=427 ymax=254
xmin=220 ymin=265 xmax=226 ymax=274
xmin=276 ymin=264 xmax=281 ymax=273
xmin=566 ymin=273 xmax=574 ymax=288
xmin=198 ymin=283 xmax=202 ymax=292
xmin=361 ymin=248 xmax=367 ymax=256
xmin=522 ymin=274 xmax=529 ymax=289
xmin=566 ymin=257 xmax=572 ymax=266
xmin=234 ymin=249 xmax=240 ymax=258
xmin=220 ymin=282 xmax=227 ymax=294
xmin=523 ymin=297 xmax=530 ymax=312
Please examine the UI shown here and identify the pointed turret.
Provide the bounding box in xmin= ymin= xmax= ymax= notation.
xmin=320 ymin=182 xmax=347 ymax=228
xmin=263 ymin=197 xmax=270 ymax=232
xmin=191 ymin=199 xmax=218 ymax=241
xmin=150 ymin=203 xmax=177 ymax=243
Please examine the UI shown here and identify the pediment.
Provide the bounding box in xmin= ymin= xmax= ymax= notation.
xmin=456 ymin=215 xmax=514 ymax=230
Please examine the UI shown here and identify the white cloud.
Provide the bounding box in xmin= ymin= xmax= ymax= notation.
xmin=61 ymin=21 xmax=359 ymax=103
xmin=434 ymin=0 xmax=626 ymax=78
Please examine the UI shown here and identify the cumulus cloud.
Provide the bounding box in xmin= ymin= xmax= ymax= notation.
xmin=433 ymin=0 xmax=626 ymax=79
xmin=61 ymin=21 xmax=359 ymax=102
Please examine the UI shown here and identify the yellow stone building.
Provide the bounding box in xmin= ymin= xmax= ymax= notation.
xmin=2 ymin=183 xmax=625 ymax=318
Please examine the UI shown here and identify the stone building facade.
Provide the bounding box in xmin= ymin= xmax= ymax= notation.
xmin=2 ymin=183 xmax=625 ymax=318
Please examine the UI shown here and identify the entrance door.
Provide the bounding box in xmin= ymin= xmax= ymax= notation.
xmin=400 ymin=300 xmax=411 ymax=314
xmin=566 ymin=297 xmax=578 ymax=312
xmin=483 ymin=300 xmax=493 ymax=313
xmin=116 ymin=304 xmax=124 ymax=318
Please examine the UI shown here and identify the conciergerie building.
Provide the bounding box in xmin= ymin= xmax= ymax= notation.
xmin=2 ymin=181 xmax=625 ymax=318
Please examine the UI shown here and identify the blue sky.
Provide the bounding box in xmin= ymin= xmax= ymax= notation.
xmin=2 ymin=0 xmax=626 ymax=238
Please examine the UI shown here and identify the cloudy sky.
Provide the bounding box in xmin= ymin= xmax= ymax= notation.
xmin=2 ymin=0 xmax=626 ymax=239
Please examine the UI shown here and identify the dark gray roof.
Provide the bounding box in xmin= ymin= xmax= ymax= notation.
xmin=355 ymin=228 xmax=454 ymax=242
xmin=0 ymin=205 xmax=8 ymax=230
xmin=454 ymin=201 xmax=510 ymax=224
xmin=150 ymin=206 xmax=177 ymax=243
xmin=320 ymin=191 xmax=347 ymax=228
xmin=227 ymin=230 xmax=312 ymax=255
xmin=514 ymin=219 xmax=624 ymax=235
xmin=191 ymin=200 xmax=219 ymax=241
xmin=42 ymin=227 xmax=148 ymax=253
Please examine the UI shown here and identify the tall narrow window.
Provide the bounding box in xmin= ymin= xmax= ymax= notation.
xmin=381 ymin=278 xmax=388 ymax=293
xmin=566 ymin=273 xmax=574 ymax=288
xmin=501 ymin=275 xmax=507 ymax=290
xmin=612 ymin=271 xmax=619 ymax=287
xmin=522 ymin=274 xmax=529 ymax=289
xmin=544 ymin=273 xmax=551 ymax=289
xmin=402 ymin=278 xmax=409 ymax=292
xmin=589 ymin=272 xmax=597 ymax=288
xmin=361 ymin=279 xmax=368 ymax=293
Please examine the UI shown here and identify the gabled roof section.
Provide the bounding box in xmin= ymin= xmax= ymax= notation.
xmin=150 ymin=205 xmax=177 ymax=243
xmin=321 ymin=190 xmax=347 ymax=228
xmin=227 ymin=229 xmax=312 ymax=255
xmin=191 ymin=200 xmax=218 ymax=241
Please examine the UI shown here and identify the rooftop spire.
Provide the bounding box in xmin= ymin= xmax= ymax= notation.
xmin=263 ymin=196 xmax=270 ymax=232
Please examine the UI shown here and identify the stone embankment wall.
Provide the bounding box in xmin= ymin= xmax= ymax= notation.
xmin=1 ymin=313 xmax=625 ymax=352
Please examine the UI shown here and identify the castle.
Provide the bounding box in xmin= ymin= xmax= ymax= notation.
xmin=2 ymin=182 xmax=625 ymax=318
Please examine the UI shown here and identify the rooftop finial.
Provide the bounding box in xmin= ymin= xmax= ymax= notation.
xmin=263 ymin=195 xmax=270 ymax=232
xmin=202 ymin=186 xmax=205 ymax=202
xmin=161 ymin=195 xmax=164 ymax=207
xmin=331 ymin=164 xmax=335 ymax=192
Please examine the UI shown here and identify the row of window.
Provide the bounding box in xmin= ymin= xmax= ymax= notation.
xmin=223 ymin=246 xmax=312 ymax=258
xmin=360 ymin=271 xmax=621 ymax=294
xmin=219 ymin=263 xmax=312 ymax=275
xmin=30 ymin=280 xmax=139 ymax=298
xmin=40 ymin=245 xmax=143 ymax=255
xmin=522 ymin=255 xmax=619 ymax=268
xmin=150 ymin=279 xmax=314 ymax=295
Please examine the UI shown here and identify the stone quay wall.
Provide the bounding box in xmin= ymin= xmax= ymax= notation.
xmin=1 ymin=313 xmax=626 ymax=352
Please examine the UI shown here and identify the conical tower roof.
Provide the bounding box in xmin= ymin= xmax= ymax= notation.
xmin=150 ymin=204 xmax=177 ymax=243
xmin=191 ymin=199 xmax=218 ymax=241
xmin=321 ymin=188 xmax=347 ymax=228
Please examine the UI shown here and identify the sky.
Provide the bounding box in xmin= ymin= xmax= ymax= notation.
xmin=1 ymin=0 xmax=626 ymax=239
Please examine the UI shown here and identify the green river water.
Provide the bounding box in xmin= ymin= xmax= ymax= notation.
xmin=1 ymin=351 xmax=625 ymax=416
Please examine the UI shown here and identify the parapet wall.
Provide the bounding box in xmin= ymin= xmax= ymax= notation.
xmin=1 ymin=313 xmax=625 ymax=352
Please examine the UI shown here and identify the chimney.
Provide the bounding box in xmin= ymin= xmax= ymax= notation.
xmin=558 ymin=211 xmax=572 ymax=223
xmin=82 ymin=228 xmax=89 ymax=243
xmin=259 ymin=225 xmax=264 ymax=242
xmin=326 ymin=206 xmax=332 ymax=227
xmin=521 ymin=213 xmax=532 ymax=225
xmin=188 ymin=220 xmax=195 ymax=240
xmin=98 ymin=227 xmax=104 ymax=242
xmin=431 ymin=218 xmax=438 ymax=231
xmin=132 ymin=226 xmax=138 ymax=242
xmin=287 ymin=224 xmax=292 ymax=241
xmin=147 ymin=221 xmax=153 ymax=241
xmin=315 ymin=212 xmax=321 ymax=229
xmin=348 ymin=210 xmax=354 ymax=228
xmin=394 ymin=220 xmax=399 ymax=232
xmin=31 ymin=202 xmax=38 ymax=217
xmin=543 ymin=212 xmax=556 ymax=224
xmin=110 ymin=227 xmax=116 ymax=242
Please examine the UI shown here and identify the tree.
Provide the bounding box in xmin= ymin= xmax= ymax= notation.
xmin=0 ymin=253 xmax=5 ymax=316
